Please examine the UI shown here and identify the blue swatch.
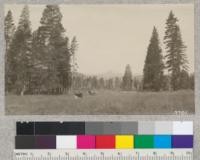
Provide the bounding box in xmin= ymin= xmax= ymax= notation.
xmin=154 ymin=135 xmax=172 ymax=148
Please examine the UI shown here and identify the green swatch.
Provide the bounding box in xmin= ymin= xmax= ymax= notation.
xmin=134 ymin=135 xmax=154 ymax=148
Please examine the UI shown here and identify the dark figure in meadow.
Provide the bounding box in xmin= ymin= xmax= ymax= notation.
xmin=88 ymin=90 xmax=96 ymax=95
xmin=74 ymin=92 xmax=83 ymax=99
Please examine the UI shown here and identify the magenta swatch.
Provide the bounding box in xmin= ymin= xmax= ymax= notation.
xmin=77 ymin=135 xmax=95 ymax=149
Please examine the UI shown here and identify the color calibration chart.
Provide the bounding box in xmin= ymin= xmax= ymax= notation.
xmin=14 ymin=121 xmax=193 ymax=160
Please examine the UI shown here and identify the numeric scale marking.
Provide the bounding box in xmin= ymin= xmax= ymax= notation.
xmin=14 ymin=149 xmax=193 ymax=160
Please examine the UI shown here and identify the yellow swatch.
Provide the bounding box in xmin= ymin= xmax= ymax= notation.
xmin=115 ymin=135 xmax=134 ymax=149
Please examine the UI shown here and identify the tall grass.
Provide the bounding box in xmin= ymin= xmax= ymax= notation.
xmin=5 ymin=90 xmax=194 ymax=115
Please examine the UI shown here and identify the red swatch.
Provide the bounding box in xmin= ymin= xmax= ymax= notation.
xmin=96 ymin=135 xmax=115 ymax=149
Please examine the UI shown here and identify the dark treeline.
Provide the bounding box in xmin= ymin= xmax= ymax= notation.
xmin=71 ymin=73 xmax=142 ymax=91
xmin=5 ymin=6 xmax=194 ymax=95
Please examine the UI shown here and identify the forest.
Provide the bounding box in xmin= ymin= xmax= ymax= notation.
xmin=5 ymin=5 xmax=194 ymax=114
xmin=5 ymin=5 xmax=194 ymax=95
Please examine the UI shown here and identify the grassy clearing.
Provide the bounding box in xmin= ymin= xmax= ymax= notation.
xmin=5 ymin=90 xmax=194 ymax=115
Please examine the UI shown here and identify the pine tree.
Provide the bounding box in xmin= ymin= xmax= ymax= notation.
xmin=33 ymin=5 xmax=71 ymax=94
xmin=164 ymin=11 xmax=189 ymax=90
xmin=5 ymin=10 xmax=15 ymax=51
xmin=189 ymin=73 xmax=194 ymax=90
xmin=70 ymin=36 xmax=78 ymax=90
xmin=4 ymin=10 xmax=16 ymax=92
xmin=133 ymin=77 xmax=140 ymax=91
xmin=114 ymin=77 xmax=121 ymax=90
xmin=8 ymin=5 xmax=32 ymax=95
xmin=70 ymin=36 xmax=78 ymax=72
xmin=179 ymin=70 xmax=190 ymax=89
xmin=91 ymin=76 xmax=98 ymax=89
xmin=50 ymin=25 xmax=70 ymax=94
xmin=122 ymin=64 xmax=133 ymax=91
xmin=99 ymin=77 xmax=105 ymax=89
xmin=143 ymin=27 xmax=164 ymax=91
xmin=107 ymin=78 xmax=114 ymax=90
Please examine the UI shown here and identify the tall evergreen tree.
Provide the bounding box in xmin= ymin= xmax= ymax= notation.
xmin=109 ymin=78 xmax=114 ymax=90
xmin=8 ymin=5 xmax=32 ymax=95
xmin=99 ymin=77 xmax=105 ymax=89
xmin=114 ymin=77 xmax=121 ymax=90
xmin=122 ymin=64 xmax=133 ymax=91
xmin=179 ymin=70 xmax=190 ymax=89
xmin=189 ymin=73 xmax=194 ymax=90
xmin=70 ymin=36 xmax=78 ymax=72
xmin=4 ymin=10 xmax=16 ymax=92
xmin=70 ymin=36 xmax=78 ymax=90
xmin=5 ymin=10 xmax=15 ymax=51
xmin=33 ymin=5 xmax=71 ymax=93
xmin=143 ymin=27 xmax=164 ymax=91
xmin=164 ymin=11 xmax=189 ymax=90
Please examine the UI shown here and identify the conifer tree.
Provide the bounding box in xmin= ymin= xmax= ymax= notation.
xmin=70 ymin=36 xmax=78 ymax=90
xmin=179 ymin=70 xmax=190 ymax=89
xmin=8 ymin=5 xmax=32 ymax=95
xmin=189 ymin=73 xmax=194 ymax=90
xmin=70 ymin=36 xmax=78 ymax=72
xmin=33 ymin=5 xmax=71 ymax=93
xmin=164 ymin=11 xmax=189 ymax=90
xmin=114 ymin=77 xmax=121 ymax=90
xmin=99 ymin=77 xmax=105 ymax=89
xmin=5 ymin=10 xmax=15 ymax=51
xmin=4 ymin=10 xmax=16 ymax=92
xmin=122 ymin=64 xmax=133 ymax=91
xmin=143 ymin=27 xmax=164 ymax=91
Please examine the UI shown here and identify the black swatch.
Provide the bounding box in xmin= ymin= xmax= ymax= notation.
xmin=17 ymin=122 xmax=34 ymax=135
xmin=35 ymin=122 xmax=85 ymax=135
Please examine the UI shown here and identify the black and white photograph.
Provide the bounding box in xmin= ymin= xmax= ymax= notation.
xmin=4 ymin=4 xmax=194 ymax=115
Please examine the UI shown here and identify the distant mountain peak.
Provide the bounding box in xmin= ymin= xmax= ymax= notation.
xmin=97 ymin=71 xmax=123 ymax=79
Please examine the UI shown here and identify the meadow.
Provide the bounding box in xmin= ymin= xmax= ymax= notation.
xmin=5 ymin=90 xmax=194 ymax=115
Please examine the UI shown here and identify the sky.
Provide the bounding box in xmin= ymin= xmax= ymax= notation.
xmin=5 ymin=4 xmax=194 ymax=75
